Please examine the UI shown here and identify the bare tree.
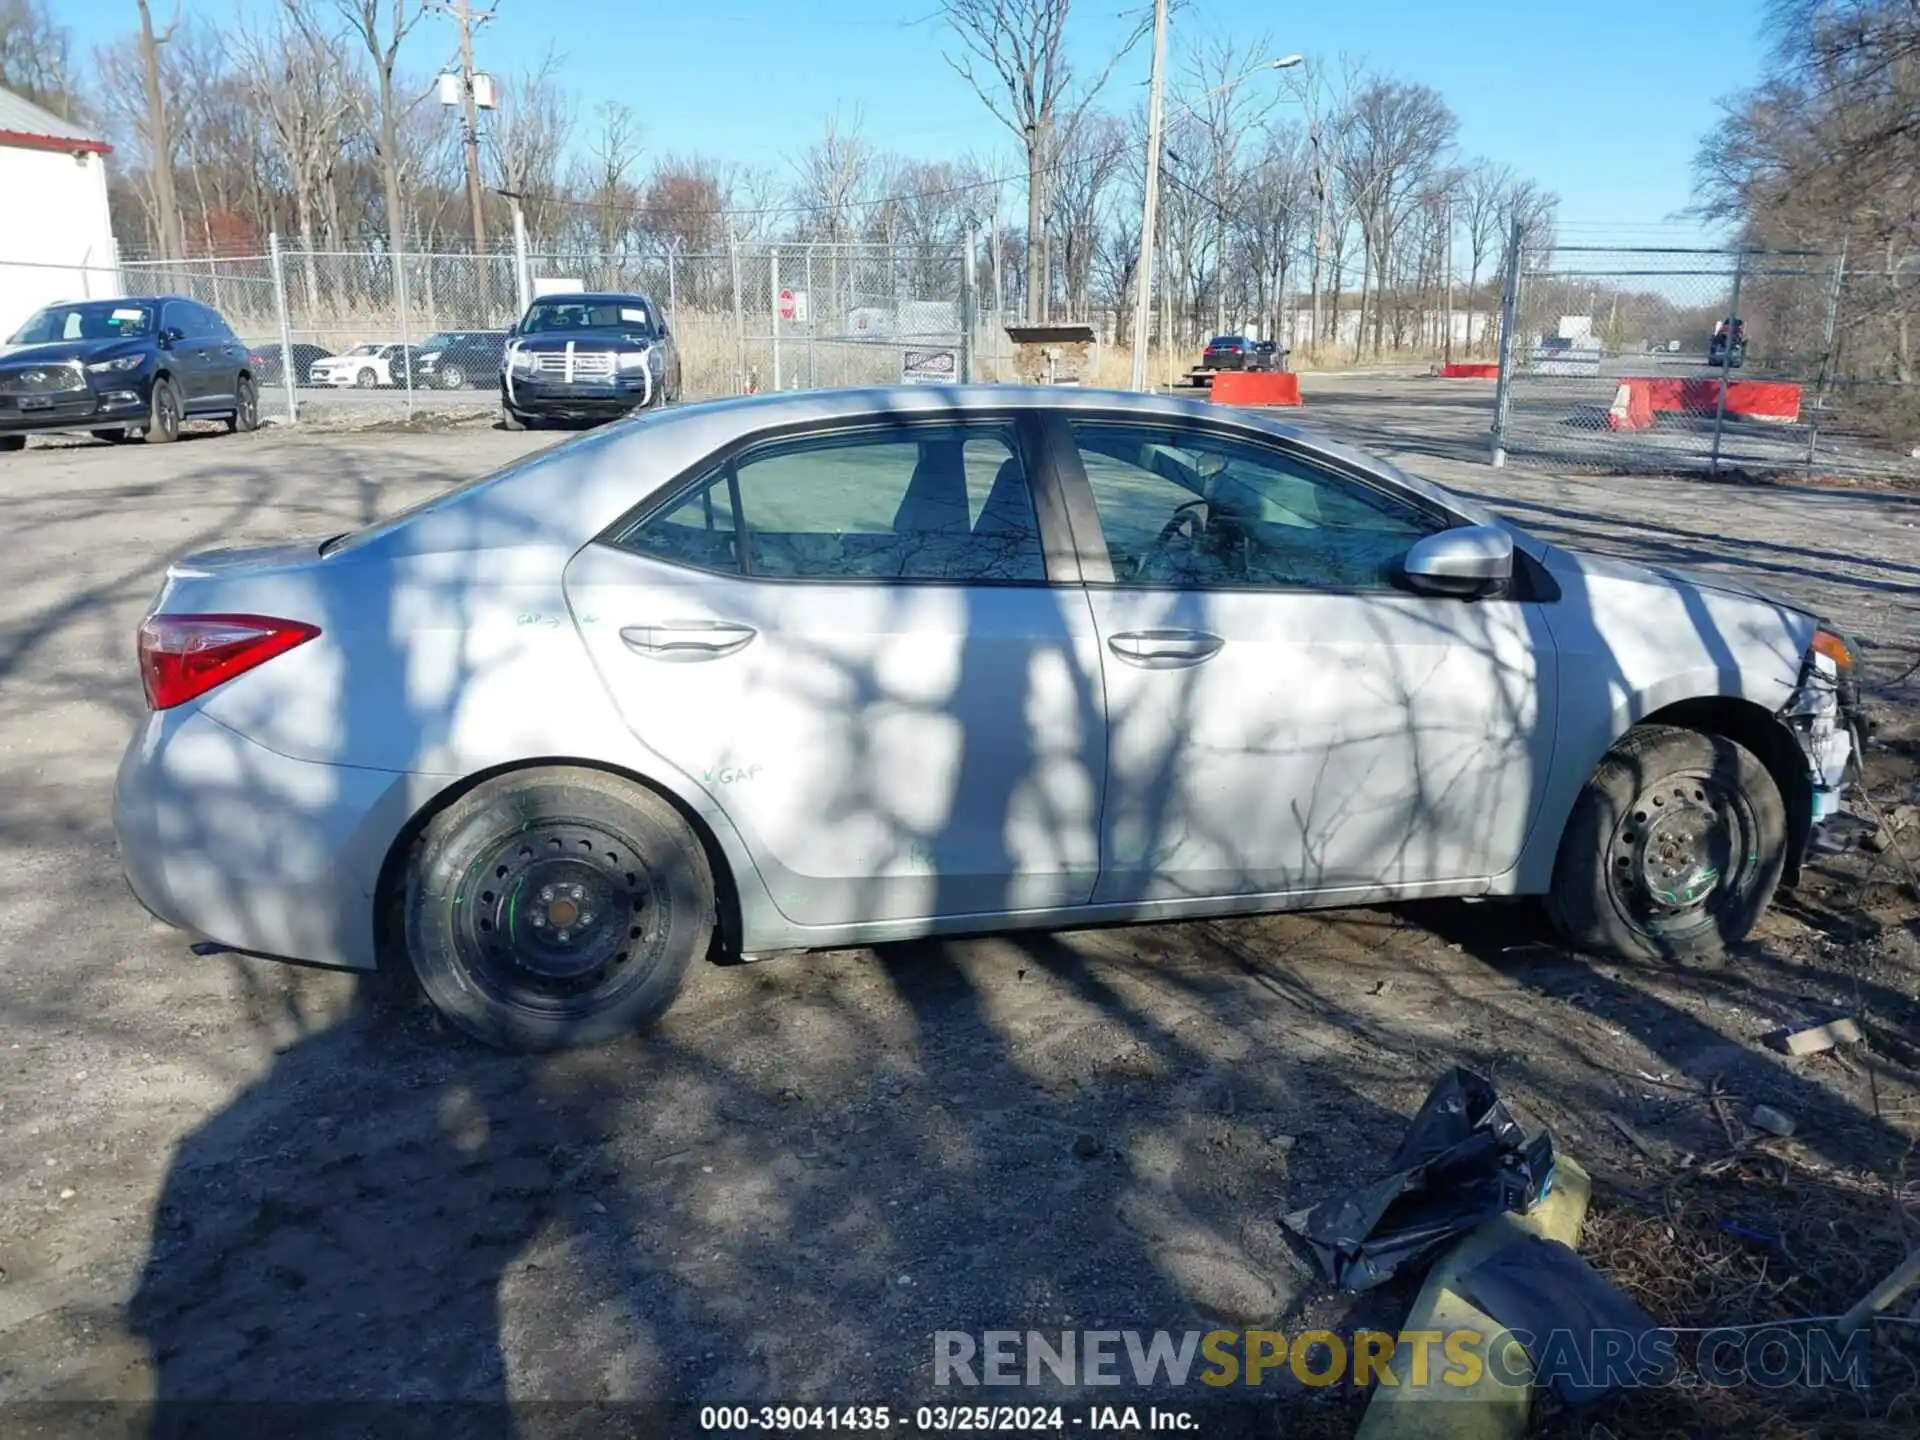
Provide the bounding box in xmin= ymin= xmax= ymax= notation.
xmin=488 ymin=54 xmax=574 ymax=245
xmin=1046 ymin=112 xmax=1126 ymax=320
xmin=1334 ymin=77 xmax=1457 ymax=355
xmin=333 ymin=1 xmax=428 ymax=254
xmin=570 ymin=101 xmax=642 ymax=256
xmin=938 ymin=0 xmax=1148 ymax=322
xmin=232 ymin=7 xmax=361 ymax=302
xmin=1 ymin=0 xmax=80 ymax=118
xmin=135 ymin=0 xmax=184 ymax=260
xmin=791 ymin=110 xmax=874 ymax=323
xmin=1458 ymin=159 xmax=1512 ymax=353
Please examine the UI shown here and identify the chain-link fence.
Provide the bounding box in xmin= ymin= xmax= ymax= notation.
xmin=0 ymin=236 xmax=984 ymax=426
xmin=1492 ymin=241 xmax=1920 ymax=481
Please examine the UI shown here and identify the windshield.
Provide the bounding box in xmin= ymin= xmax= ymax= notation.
xmin=519 ymin=300 xmax=652 ymax=336
xmin=343 ymin=344 xmax=378 ymax=356
xmin=9 ymin=301 xmax=155 ymax=344
xmin=421 ymin=333 xmax=460 ymax=350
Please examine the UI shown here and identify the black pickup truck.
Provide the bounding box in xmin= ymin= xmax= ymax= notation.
xmin=499 ymin=293 xmax=682 ymax=428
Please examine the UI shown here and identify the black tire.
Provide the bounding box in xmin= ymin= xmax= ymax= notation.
xmin=1546 ymin=724 xmax=1786 ymax=963
xmin=356 ymin=368 xmax=377 ymax=389
xmin=439 ymin=364 xmax=467 ymax=390
xmin=500 ymin=401 xmax=527 ymax=431
xmin=402 ymin=767 xmax=714 ymax=1051
xmin=0 ymin=435 xmax=24 ymax=452
xmin=91 ymin=429 xmax=135 ymax=444
xmin=226 ymin=375 xmax=259 ymax=433
xmin=144 ymin=377 xmax=182 ymax=444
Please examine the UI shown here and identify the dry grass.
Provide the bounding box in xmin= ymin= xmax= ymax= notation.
xmin=1529 ymin=1042 xmax=1920 ymax=1438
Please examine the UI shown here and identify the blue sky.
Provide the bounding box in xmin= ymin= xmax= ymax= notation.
xmin=59 ymin=0 xmax=1766 ymax=239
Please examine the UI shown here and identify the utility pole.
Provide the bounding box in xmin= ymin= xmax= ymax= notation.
xmin=1442 ymin=198 xmax=1455 ymax=367
xmin=439 ymin=0 xmax=493 ymax=314
xmin=1129 ymin=0 xmax=1170 ymax=391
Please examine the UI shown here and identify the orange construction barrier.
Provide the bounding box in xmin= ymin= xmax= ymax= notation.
xmin=1626 ymin=376 xmax=1801 ymax=424
xmin=1438 ymin=362 xmax=1499 ymax=379
xmin=1605 ymin=379 xmax=1654 ymax=430
xmin=1210 ymin=370 xmax=1301 ymax=406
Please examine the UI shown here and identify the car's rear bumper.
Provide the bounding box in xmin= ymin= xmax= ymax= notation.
xmin=114 ymin=708 xmax=420 ymax=971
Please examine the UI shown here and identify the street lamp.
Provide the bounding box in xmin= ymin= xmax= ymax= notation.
xmin=1129 ymin=25 xmax=1302 ymax=391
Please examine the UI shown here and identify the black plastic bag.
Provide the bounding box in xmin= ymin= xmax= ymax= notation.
xmin=1281 ymin=1067 xmax=1555 ymax=1291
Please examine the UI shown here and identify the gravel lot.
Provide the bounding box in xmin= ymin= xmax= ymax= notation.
xmin=1 ymin=378 xmax=1915 ymax=1435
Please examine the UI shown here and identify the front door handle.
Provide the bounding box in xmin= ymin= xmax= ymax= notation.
xmin=620 ymin=620 xmax=757 ymax=661
xmin=1106 ymin=629 xmax=1224 ymax=668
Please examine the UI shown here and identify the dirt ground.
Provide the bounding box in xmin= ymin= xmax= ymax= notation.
xmin=0 ymin=377 xmax=1915 ymax=1437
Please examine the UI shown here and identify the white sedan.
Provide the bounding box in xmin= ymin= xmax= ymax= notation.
xmin=308 ymin=343 xmax=416 ymax=388
xmin=113 ymin=386 xmax=1867 ymax=1050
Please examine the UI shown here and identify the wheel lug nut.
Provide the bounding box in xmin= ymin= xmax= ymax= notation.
xmin=579 ymin=912 xmax=594 ymax=926
xmin=557 ymin=929 xmax=572 ymax=943
xmin=540 ymin=885 xmax=555 ymax=902
xmin=569 ymin=884 xmax=584 ymax=900
xmin=531 ymin=914 xmax=546 ymax=928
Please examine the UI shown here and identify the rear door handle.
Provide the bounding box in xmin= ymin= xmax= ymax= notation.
xmin=1106 ymin=629 xmax=1224 ymax=668
xmin=620 ymin=620 xmax=757 ymax=661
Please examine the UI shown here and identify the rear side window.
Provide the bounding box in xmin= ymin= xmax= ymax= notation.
xmin=615 ymin=422 xmax=1048 ymax=583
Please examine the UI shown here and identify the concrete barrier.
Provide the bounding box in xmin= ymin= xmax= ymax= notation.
xmin=1439 ymin=363 xmax=1499 ymax=379
xmin=1627 ymin=376 xmax=1801 ymax=424
xmin=1210 ymin=371 xmax=1301 ymax=406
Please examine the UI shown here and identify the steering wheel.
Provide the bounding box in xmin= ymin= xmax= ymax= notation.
xmin=1137 ymin=498 xmax=1211 ymax=579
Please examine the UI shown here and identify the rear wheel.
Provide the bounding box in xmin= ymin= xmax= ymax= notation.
xmin=402 ymin=767 xmax=714 ymax=1051
xmin=91 ymin=429 xmax=136 ymax=444
xmin=226 ymin=375 xmax=259 ymax=433
xmin=0 ymin=435 xmax=24 ymax=452
xmin=144 ymin=378 xmax=181 ymax=444
xmin=1546 ymin=725 xmax=1786 ymax=963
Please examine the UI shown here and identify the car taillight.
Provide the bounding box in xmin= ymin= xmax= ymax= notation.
xmin=138 ymin=613 xmax=319 ymax=711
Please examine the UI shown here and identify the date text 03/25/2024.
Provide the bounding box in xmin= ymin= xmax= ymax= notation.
xmin=698 ymin=1405 xmax=1199 ymax=1432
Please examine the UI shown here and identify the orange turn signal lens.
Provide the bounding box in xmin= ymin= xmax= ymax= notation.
xmin=1812 ymin=630 xmax=1853 ymax=669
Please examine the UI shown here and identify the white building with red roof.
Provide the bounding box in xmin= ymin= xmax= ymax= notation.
xmin=0 ymin=85 xmax=118 ymax=335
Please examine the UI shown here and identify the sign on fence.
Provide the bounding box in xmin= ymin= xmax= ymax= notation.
xmin=901 ymin=348 xmax=958 ymax=384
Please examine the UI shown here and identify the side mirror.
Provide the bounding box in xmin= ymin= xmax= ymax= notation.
xmin=1399 ymin=524 xmax=1513 ymax=599
xmin=157 ymin=326 xmax=185 ymax=348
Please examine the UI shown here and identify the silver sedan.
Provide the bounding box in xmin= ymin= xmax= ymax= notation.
xmin=114 ymin=386 xmax=1867 ymax=1049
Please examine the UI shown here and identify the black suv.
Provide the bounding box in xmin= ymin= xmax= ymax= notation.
xmin=416 ymin=330 xmax=508 ymax=390
xmin=500 ymin=293 xmax=681 ymax=429
xmin=0 ymin=295 xmax=257 ymax=449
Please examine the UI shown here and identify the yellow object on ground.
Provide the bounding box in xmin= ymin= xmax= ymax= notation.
xmin=1353 ymin=1156 xmax=1593 ymax=1440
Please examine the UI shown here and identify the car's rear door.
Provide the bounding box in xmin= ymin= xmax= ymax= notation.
xmin=564 ymin=412 xmax=1108 ymax=929
xmin=1048 ymin=413 xmax=1558 ymax=904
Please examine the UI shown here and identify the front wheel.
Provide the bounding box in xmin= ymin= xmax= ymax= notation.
xmin=0 ymin=435 xmax=24 ymax=452
xmin=500 ymin=400 xmax=527 ymax=431
xmin=1546 ymin=725 xmax=1786 ymax=963
xmin=439 ymin=364 xmax=467 ymax=390
xmin=144 ymin=378 xmax=182 ymax=443
xmin=401 ymin=767 xmax=715 ymax=1051
xmin=356 ymin=368 xmax=377 ymax=389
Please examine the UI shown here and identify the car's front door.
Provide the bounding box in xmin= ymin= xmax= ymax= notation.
xmin=1054 ymin=416 xmax=1557 ymax=904
xmin=159 ymin=300 xmax=211 ymax=402
xmin=565 ymin=415 xmax=1107 ymax=929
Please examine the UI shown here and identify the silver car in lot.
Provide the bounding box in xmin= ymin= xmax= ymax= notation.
xmin=114 ymin=387 xmax=1867 ymax=1050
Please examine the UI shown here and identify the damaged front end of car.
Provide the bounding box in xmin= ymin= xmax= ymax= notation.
xmin=1781 ymin=622 xmax=1877 ymax=857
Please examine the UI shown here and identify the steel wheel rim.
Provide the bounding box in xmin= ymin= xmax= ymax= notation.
xmin=442 ymin=366 xmax=464 ymax=389
xmin=156 ymin=387 xmax=177 ymax=435
xmin=1606 ymin=769 xmax=1757 ymax=939
xmin=450 ymin=818 xmax=670 ymax=1014
xmin=238 ymin=382 xmax=256 ymax=427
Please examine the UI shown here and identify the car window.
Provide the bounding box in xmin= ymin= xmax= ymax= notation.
xmin=186 ymin=303 xmax=228 ymax=340
xmin=617 ymin=423 xmax=1048 ymax=583
xmin=1069 ymin=421 xmax=1443 ymax=591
